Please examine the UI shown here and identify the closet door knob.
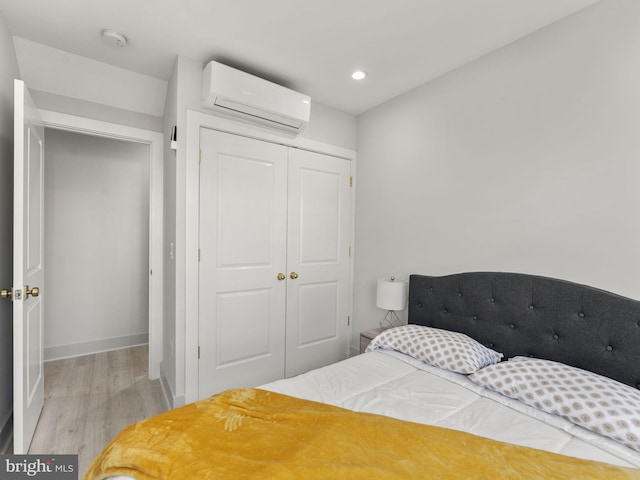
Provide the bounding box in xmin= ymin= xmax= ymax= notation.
xmin=1 ymin=289 xmax=11 ymax=300
xmin=277 ymin=273 xmax=286 ymax=281
xmin=289 ymin=272 xmax=299 ymax=280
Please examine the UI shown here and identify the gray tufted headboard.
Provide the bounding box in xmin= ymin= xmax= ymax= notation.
xmin=408 ymin=272 xmax=640 ymax=390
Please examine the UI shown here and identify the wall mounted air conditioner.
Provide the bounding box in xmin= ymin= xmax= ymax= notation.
xmin=202 ymin=61 xmax=311 ymax=133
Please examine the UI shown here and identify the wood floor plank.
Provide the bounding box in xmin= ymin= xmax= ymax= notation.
xmin=28 ymin=345 xmax=167 ymax=478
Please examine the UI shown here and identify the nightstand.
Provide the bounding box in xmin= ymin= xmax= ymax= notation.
xmin=360 ymin=327 xmax=387 ymax=353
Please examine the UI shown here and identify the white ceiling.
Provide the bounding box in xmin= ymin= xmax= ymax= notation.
xmin=0 ymin=0 xmax=599 ymax=116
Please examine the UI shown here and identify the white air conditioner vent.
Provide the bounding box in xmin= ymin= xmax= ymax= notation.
xmin=202 ymin=61 xmax=311 ymax=133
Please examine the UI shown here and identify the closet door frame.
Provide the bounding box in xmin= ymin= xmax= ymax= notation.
xmin=184 ymin=111 xmax=357 ymax=404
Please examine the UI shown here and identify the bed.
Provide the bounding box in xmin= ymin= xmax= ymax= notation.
xmin=85 ymin=272 xmax=640 ymax=479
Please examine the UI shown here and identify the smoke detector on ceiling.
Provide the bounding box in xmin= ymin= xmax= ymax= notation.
xmin=101 ymin=29 xmax=128 ymax=48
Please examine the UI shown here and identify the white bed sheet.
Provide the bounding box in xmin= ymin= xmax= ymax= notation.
xmin=261 ymin=350 xmax=640 ymax=469
xmin=104 ymin=350 xmax=640 ymax=479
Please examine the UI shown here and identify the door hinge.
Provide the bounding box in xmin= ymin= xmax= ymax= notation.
xmin=350 ymin=176 xmax=353 ymax=187
xmin=198 ymin=249 xmax=201 ymax=261
xmin=349 ymin=246 xmax=352 ymax=257
xmin=198 ymin=346 xmax=201 ymax=359
xmin=199 ymin=149 xmax=202 ymax=163
xmin=347 ymin=316 xmax=351 ymax=326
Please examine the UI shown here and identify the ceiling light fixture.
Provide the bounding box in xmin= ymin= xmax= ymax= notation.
xmin=351 ymin=70 xmax=367 ymax=80
xmin=101 ymin=29 xmax=128 ymax=48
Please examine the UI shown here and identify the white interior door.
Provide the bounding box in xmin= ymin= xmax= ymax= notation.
xmin=198 ymin=129 xmax=288 ymax=398
xmin=12 ymin=79 xmax=45 ymax=453
xmin=285 ymin=149 xmax=351 ymax=377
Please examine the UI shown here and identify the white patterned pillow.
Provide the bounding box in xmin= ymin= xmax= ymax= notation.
xmin=365 ymin=324 xmax=503 ymax=374
xmin=469 ymin=357 xmax=640 ymax=452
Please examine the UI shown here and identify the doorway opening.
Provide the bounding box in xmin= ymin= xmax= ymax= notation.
xmin=40 ymin=110 xmax=163 ymax=378
xmin=44 ymin=128 xmax=150 ymax=359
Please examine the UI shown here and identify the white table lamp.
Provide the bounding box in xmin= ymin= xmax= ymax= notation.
xmin=376 ymin=276 xmax=408 ymax=328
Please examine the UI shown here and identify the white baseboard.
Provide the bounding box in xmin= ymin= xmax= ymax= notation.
xmin=159 ymin=362 xmax=184 ymax=410
xmin=44 ymin=333 xmax=149 ymax=362
xmin=0 ymin=412 xmax=12 ymax=454
xmin=158 ymin=369 xmax=173 ymax=410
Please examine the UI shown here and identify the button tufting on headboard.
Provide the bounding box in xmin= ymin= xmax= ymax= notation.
xmin=408 ymin=272 xmax=640 ymax=390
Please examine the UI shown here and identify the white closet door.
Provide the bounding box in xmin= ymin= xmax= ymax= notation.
xmin=198 ymin=129 xmax=288 ymax=398
xmin=285 ymin=149 xmax=351 ymax=377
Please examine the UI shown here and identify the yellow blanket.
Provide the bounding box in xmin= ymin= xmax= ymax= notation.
xmin=85 ymin=388 xmax=640 ymax=480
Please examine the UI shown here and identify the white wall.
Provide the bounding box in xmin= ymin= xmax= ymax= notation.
xmin=14 ymin=38 xmax=167 ymax=117
xmin=30 ymin=90 xmax=163 ymax=133
xmin=12 ymin=38 xmax=164 ymax=132
xmin=0 ymin=11 xmax=19 ymax=451
xmin=161 ymin=60 xmax=178 ymax=403
xmin=354 ymin=0 xmax=640 ymax=351
xmin=44 ymin=128 xmax=150 ymax=359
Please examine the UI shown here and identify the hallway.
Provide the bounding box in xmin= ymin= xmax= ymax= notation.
xmin=28 ymin=345 xmax=166 ymax=477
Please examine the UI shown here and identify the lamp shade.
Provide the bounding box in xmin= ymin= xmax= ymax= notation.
xmin=376 ymin=277 xmax=407 ymax=311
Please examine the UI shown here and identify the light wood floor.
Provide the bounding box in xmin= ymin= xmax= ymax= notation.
xmin=27 ymin=345 xmax=167 ymax=478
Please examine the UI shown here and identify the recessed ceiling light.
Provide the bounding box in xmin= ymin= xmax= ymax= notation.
xmin=351 ymin=71 xmax=367 ymax=80
xmin=101 ymin=29 xmax=128 ymax=48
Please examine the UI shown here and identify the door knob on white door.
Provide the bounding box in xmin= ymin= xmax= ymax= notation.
xmin=1 ymin=289 xmax=11 ymax=300
xmin=277 ymin=273 xmax=286 ymax=281
xmin=25 ymin=286 xmax=39 ymax=298
xmin=289 ymin=272 xmax=299 ymax=280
